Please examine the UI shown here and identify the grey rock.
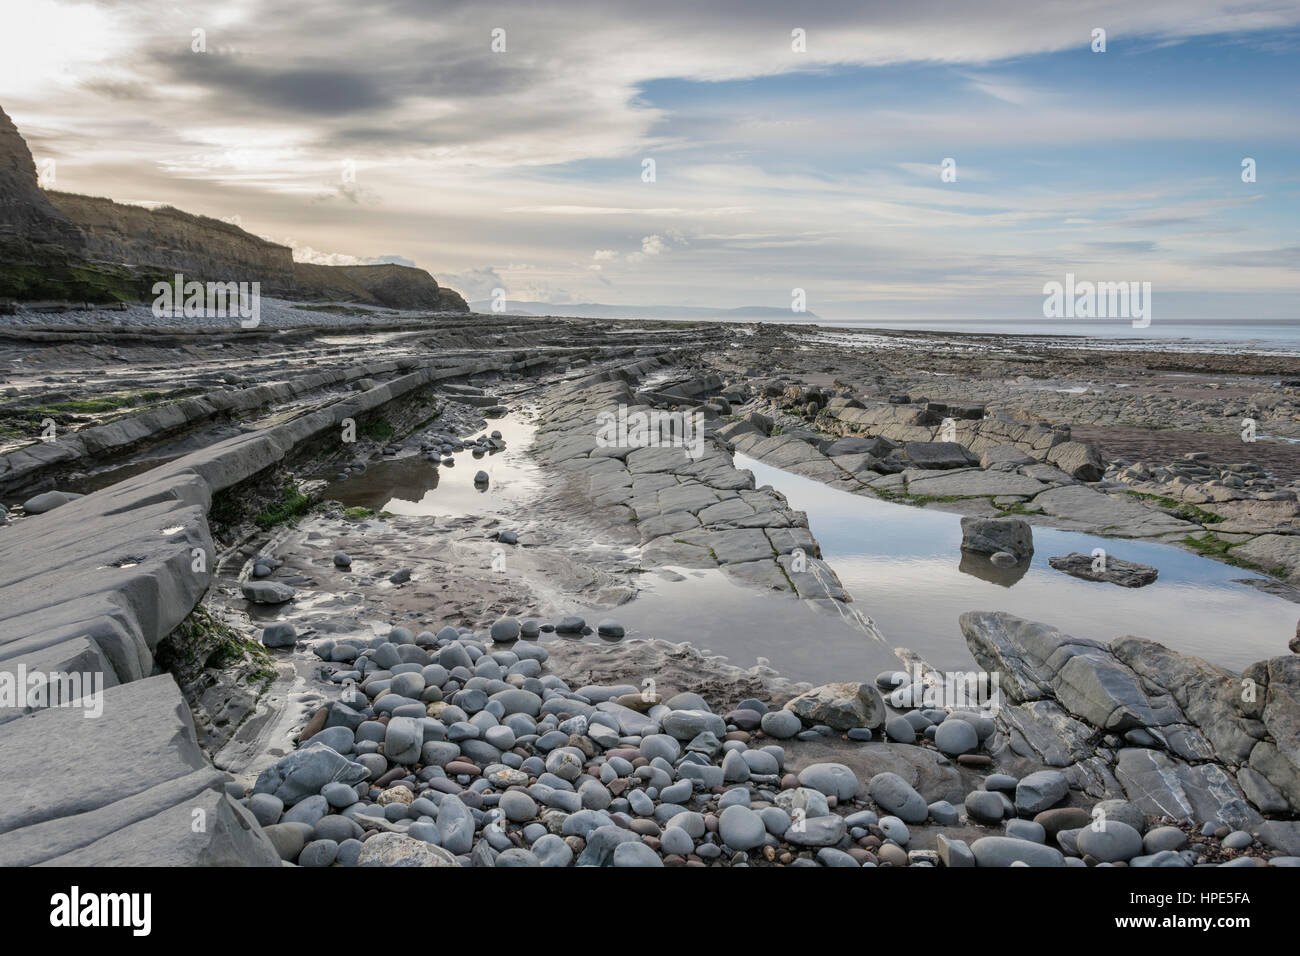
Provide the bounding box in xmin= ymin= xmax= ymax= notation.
xmin=358 ymin=832 xmax=460 ymax=867
xmin=960 ymin=515 xmax=1033 ymax=560
xmin=970 ymin=836 xmax=1065 ymax=867
xmin=868 ymin=772 xmax=929 ymax=823
xmin=784 ymin=682 xmax=886 ymax=730
xmin=253 ymin=746 xmax=369 ymax=806
xmin=1015 ymin=770 xmax=1069 ymax=815
xmin=1078 ymin=820 xmax=1144 ymax=862
xmin=718 ymin=805 xmax=766 ymax=850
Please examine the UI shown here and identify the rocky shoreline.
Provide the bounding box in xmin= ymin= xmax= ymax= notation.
xmin=1 ymin=311 xmax=1298 ymax=867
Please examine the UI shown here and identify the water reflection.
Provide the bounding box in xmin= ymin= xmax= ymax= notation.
xmin=737 ymin=452 xmax=1298 ymax=671
xmin=326 ymin=412 xmax=540 ymax=518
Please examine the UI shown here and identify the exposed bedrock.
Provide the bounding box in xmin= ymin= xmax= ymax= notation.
xmin=961 ymin=610 xmax=1300 ymax=830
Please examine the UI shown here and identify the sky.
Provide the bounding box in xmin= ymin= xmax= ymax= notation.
xmin=2 ymin=0 xmax=1298 ymax=320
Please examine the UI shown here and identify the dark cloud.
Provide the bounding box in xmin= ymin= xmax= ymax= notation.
xmin=154 ymin=51 xmax=392 ymax=115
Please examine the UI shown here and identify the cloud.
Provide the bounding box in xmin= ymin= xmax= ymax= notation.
xmin=285 ymin=243 xmax=417 ymax=267
xmin=442 ymin=266 xmax=508 ymax=300
xmin=3 ymin=0 xmax=1297 ymax=317
xmin=640 ymin=235 xmax=668 ymax=256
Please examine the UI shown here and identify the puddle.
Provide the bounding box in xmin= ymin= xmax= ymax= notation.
xmin=576 ymin=566 xmax=903 ymax=684
xmin=325 ymin=411 xmax=542 ymax=518
xmin=736 ymin=453 xmax=1298 ymax=673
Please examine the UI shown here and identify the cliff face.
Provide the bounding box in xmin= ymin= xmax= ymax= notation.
xmin=48 ymin=192 xmax=297 ymax=289
xmin=0 ymin=102 xmax=468 ymax=311
xmin=292 ymin=262 xmax=468 ymax=311
xmin=0 ymin=106 xmax=84 ymax=260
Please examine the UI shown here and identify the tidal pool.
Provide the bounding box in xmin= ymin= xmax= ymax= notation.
xmin=736 ymin=453 xmax=1298 ymax=673
xmin=325 ymin=412 xmax=542 ymax=518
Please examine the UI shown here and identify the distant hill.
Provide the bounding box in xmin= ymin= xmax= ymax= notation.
xmin=467 ymin=299 xmax=818 ymax=321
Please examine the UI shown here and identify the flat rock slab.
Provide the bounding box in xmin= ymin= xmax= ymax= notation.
xmin=1031 ymin=485 xmax=1194 ymax=538
xmin=1048 ymin=552 xmax=1159 ymax=587
xmin=907 ymin=469 xmax=1050 ymax=498
xmin=0 ymin=674 xmax=277 ymax=865
xmin=1231 ymin=534 xmax=1300 ymax=582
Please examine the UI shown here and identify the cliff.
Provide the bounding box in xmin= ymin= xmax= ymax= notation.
xmin=47 ymin=192 xmax=297 ymax=289
xmin=0 ymin=102 xmax=467 ymax=311
xmin=292 ymin=262 xmax=467 ymax=311
xmin=0 ymin=106 xmax=84 ymax=260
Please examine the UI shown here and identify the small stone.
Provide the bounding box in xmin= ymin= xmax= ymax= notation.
xmin=760 ymin=710 xmax=802 ymax=739
xmin=1222 ymin=830 xmax=1253 ymax=850
xmin=261 ymin=622 xmax=297 ymax=648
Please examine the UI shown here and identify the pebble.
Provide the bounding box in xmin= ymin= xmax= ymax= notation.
xmin=1077 ymin=821 xmax=1144 ymax=862
xmin=935 ymin=718 xmax=979 ymax=756
xmin=719 ymin=805 xmax=766 ymax=850
xmin=1222 ymin=830 xmax=1253 ymax=850
xmin=760 ymin=710 xmax=801 ymax=739
xmin=868 ymin=772 xmax=929 ymax=823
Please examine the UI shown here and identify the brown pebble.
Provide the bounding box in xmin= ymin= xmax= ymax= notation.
xmin=297 ymin=706 xmax=328 ymax=744
xmin=663 ymin=854 xmax=686 ymax=866
xmin=374 ymin=767 xmax=407 ymax=788
xmin=1034 ymin=807 xmax=1091 ymax=838
xmin=615 ymin=693 xmax=660 ymax=712
xmin=444 ymin=761 xmax=480 ymax=776
xmin=957 ymin=754 xmax=993 ymax=767
xmin=878 ymin=844 xmax=909 ymax=866
xmin=781 ymin=773 xmax=799 ymax=789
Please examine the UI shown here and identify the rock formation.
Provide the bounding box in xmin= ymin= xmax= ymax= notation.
xmin=0 ymin=102 xmax=467 ymax=311
xmin=292 ymin=262 xmax=466 ymax=311
xmin=47 ymin=191 xmax=295 ymax=288
xmin=0 ymin=105 xmax=84 ymax=259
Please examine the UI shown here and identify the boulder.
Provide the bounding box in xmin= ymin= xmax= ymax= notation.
xmin=1045 ymin=441 xmax=1105 ymax=481
xmin=959 ymin=516 xmax=1033 ymax=560
xmin=252 ymin=746 xmax=369 ymax=806
xmin=357 ymin=832 xmax=460 ymax=866
xmin=784 ymin=681 xmax=886 ymax=730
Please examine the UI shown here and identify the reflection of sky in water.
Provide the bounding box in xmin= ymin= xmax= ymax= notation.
xmin=737 ymin=453 xmax=1297 ymax=672
xmin=605 ymin=567 xmax=902 ymax=685
xmin=327 ymin=413 xmax=542 ymax=519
